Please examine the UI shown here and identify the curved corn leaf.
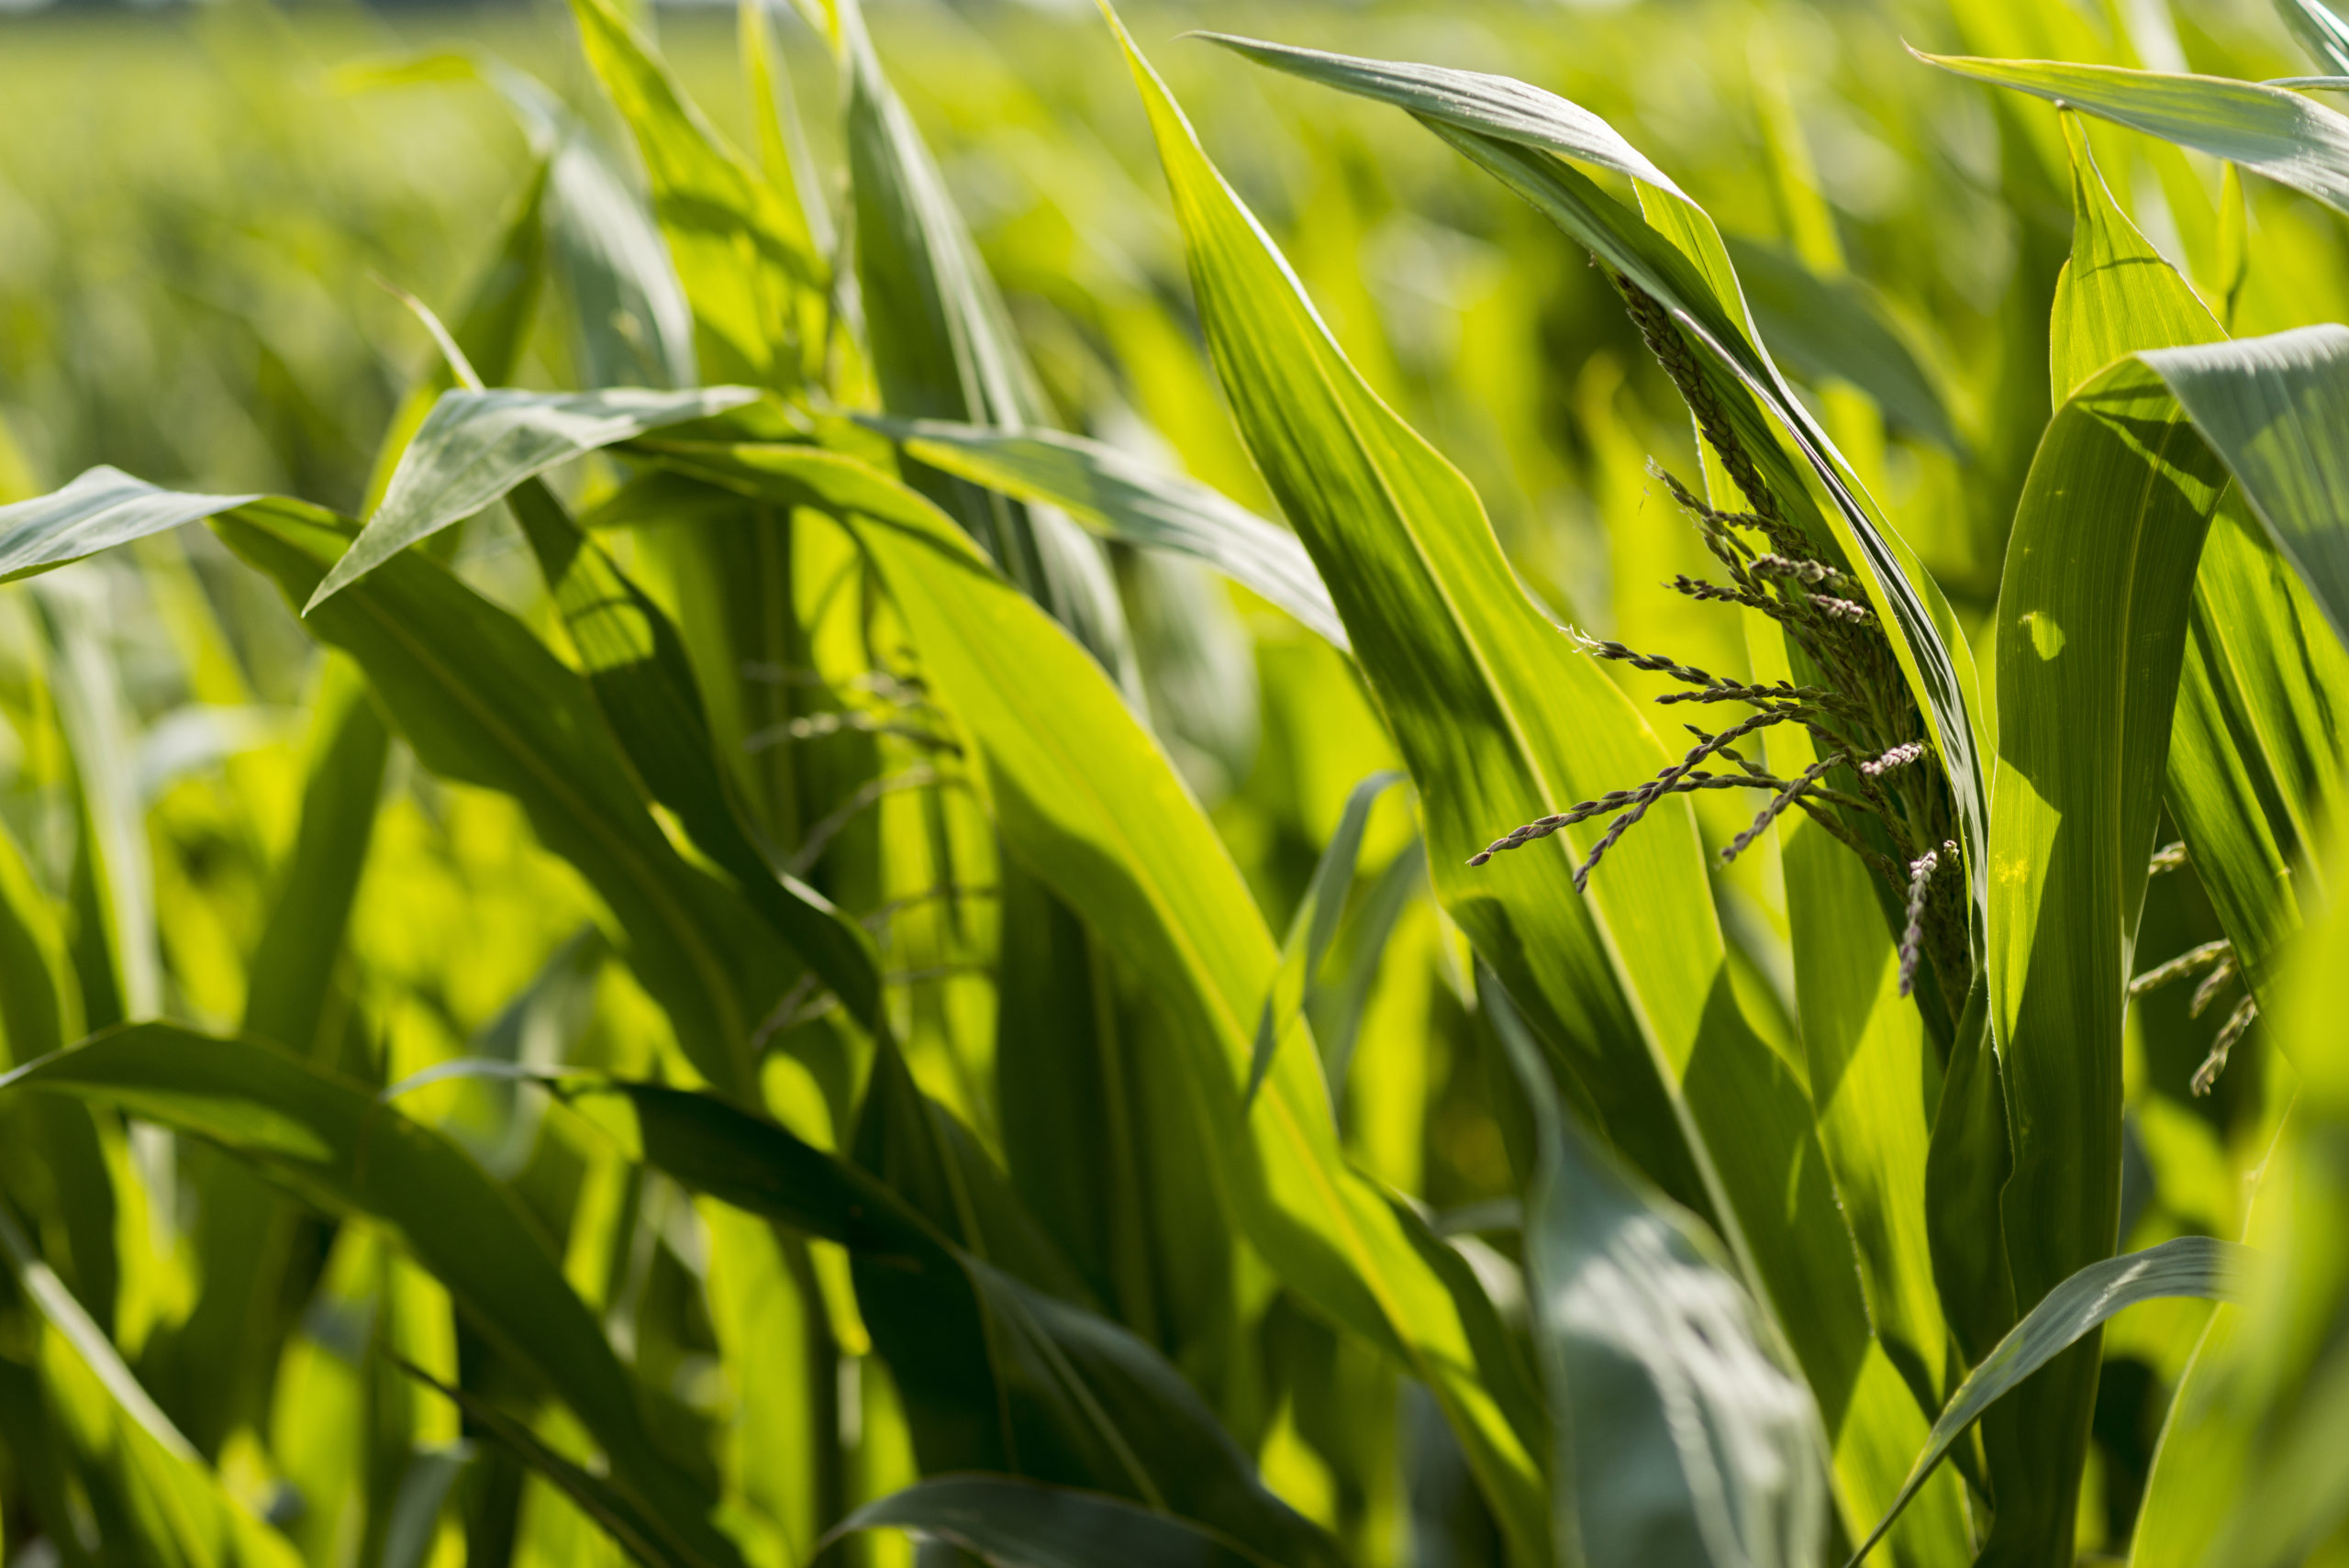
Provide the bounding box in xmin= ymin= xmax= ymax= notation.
xmin=0 ymin=1026 xmax=745 ymax=1568
xmin=1847 ymin=1237 xmax=2250 ymax=1566
xmin=1483 ymin=970 xmax=1827 ymax=1568
xmin=0 ymin=468 xmax=259 ymax=584
xmin=565 ymin=0 xmax=828 ymax=390
xmin=858 ymin=416 xmax=1349 ymax=651
xmin=1922 ymin=50 xmax=2349 ymax=215
xmin=307 ymin=386 xmax=759 ymax=610
xmin=1721 ymin=238 xmax=1963 ymax=455
xmin=0 ymin=1203 xmax=301 ymax=1568
xmin=829 ymin=1476 xmax=1272 ymax=1568
xmin=1197 ymin=29 xmax=1991 ymax=932
xmin=504 ymin=477 xmax=885 ymax=1029
xmin=633 ymin=430 xmax=1548 ymax=1547
xmin=1246 ymin=769 xmax=1401 ymax=1106
xmin=571 ymin=1076 xmax=1342 ymax=1568
xmin=394 ymin=1361 xmax=722 ymax=1568
xmin=1105 ymin=17 xmax=1947 ymax=1556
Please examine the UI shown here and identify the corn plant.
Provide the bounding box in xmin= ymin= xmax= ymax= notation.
xmin=3 ymin=1 xmax=2349 ymax=1566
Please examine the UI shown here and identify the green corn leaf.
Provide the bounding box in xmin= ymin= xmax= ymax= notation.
xmin=1197 ymin=30 xmax=1993 ymax=935
xmin=1986 ymin=349 xmax=2232 ymax=1560
xmin=0 ymin=1201 xmax=302 ymax=1568
xmin=1847 ymin=1237 xmax=2251 ymax=1565
xmin=571 ymin=1075 xmax=1343 ymax=1567
xmin=392 ymin=1361 xmax=723 ymax=1568
xmin=306 ymin=385 xmax=759 ymax=610
xmin=0 ymin=469 xmax=259 ymax=584
xmin=1721 ymin=238 xmax=1963 ymax=455
xmin=1483 ymin=969 xmax=1828 ymax=1568
xmin=505 ymin=477 xmax=885 ymax=1029
xmin=2048 ymin=112 xmax=2346 ymax=1024
xmin=0 ymin=1025 xmax=744 ymax=1568
xmin=1921 ymin=50 xmax=2349 ymax=215
xmin=566 ymin=0 xmax=826 ymax=390
xmin=635 ymin=430 xmax=1547 ymax=1545
xmin=831 ymin=0 xmax=1134 ymax=690
xmin=829 ymin=1476 xmax=1272 ymax=1568
xmin=1105 ymin=17 xmax=1959 ymax=1556
xmin=858 ymin=416 xmax=1349 ymax=651
xmin=1246 ymin=769 xmax=1401 ymax=1106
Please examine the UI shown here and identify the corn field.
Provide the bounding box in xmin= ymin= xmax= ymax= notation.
xmin=2 ymin=0 xmax=2349 ymax=1563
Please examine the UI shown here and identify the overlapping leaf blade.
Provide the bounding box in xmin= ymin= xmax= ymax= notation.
xmin=0 ymin=1026 xmax=744 ymax=1568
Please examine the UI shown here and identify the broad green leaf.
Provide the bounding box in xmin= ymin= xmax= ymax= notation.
xmin=1922 ymin=50 xmax=2349 ymax=216
xmin=0 ymin=1026 xmax=741 ymax=1568
xmin=829 ymin=1476 xmax=1270 ymax=1568
xmin=1107 ymin=17 xmax=1921 ymax=1554
xmin=505 ymin=477 xmax=885 ymax=1029
xmin=0 ymin=468 xmax=259 ymax=584
xmin=394 ymin=1360 xmax=722 ymax=1568
xmin=1199 ymin=30 xmax=1993 ymax=934
xmin=1847 ymin=1236 xmax=2249 ymax=1564
xmin=566 ymin=0 xmax=826 ymax=389
xmin=0 ymin=1203 xmax=301 ymax=1568
xmin=860 ymin=416 xmax=1348 ymax=651
xmin=576 ymin=1076 xmax=1341 ymax=1567
xmin=307 ymin=386 xmax=758 ymax=610
xmin=651 ymin=428 xmax=1547 ymax=1545
xmin=1484 ymin=970 xmax=1827 ymax=1568
xmin=1247 ymin=770 xmax=1401 ymax=1105
xmin=1985 ymin=352 xmax=2232 ymax=1562
xmin=1722 ymin=238 xmax=1962 ymax=455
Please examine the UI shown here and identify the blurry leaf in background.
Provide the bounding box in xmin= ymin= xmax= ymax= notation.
xmin=829 ymin=1474 xmax=1270 ymax=1568
xmin=1722 ymin=238 xmax=1963 ymax=456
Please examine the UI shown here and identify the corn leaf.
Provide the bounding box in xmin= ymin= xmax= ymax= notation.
xmin=566 ymin=0 xmax=825 ymax=391
xmin=858 ymin=416 xmax=1349 ymax=651
xmin=0 ymin=1203 xmax=301 ymax=1568
xmin=1922 ymin=50 xmax=2349 ymax=215
xmin=1198 ymin=30 xmax=1993 ymax=931
xmin=0 ymin=468 xmax=260 ymax=584
xmin=640 ymin=429 xmax=1549 ymax=1548
xmin=1483 ymin=969 xmax=1828 ymax=1568
xmin=0 ymin=1025 xmax=744 ymax=1568
xmin=578 ymin=1076 xmax=1344 ymax=1568
xmin=1848 ymin=1236 xmax=2251 ymax=1565
xmin=307 ymin=386 xmax=758 ymax=610
xmin=830 ymin=1476 xmax=1271 ymax=1568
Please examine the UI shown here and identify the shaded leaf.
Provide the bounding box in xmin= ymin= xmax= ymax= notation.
xmin=829 ymin=1475 xmax=1272 ymax=1568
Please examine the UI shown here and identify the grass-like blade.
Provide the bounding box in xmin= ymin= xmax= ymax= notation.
xmin=1483 ymin=969 xmax=1827 ymax=1568
xmin=307 ymin=386 xmax=758 ymax=610
xmin=393 ymin=1360 xmax=722 ymax=1568
xmin=0 ymin=1201 xmax=302 ymax=1568
xmin=829 ymin=1476 xmax=1273 ymax=1568
xmin=1847 ymin=1237 xmax=2250 ymax=1565
xmin=2277 ymin=0 xmax=2349 ymax=74
xmin=0 ymin=1025 xmax=745 ymax=1568
xmin=1921 ymin=50 xmax=2349 ymax=215
xmin=1246 ymin=770 xmax=1401 ymax=1106
xmin=0 ymin=468 xmax=259 ymax=584
xmin=860 ymin=416 xmax=1348 ymax=651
